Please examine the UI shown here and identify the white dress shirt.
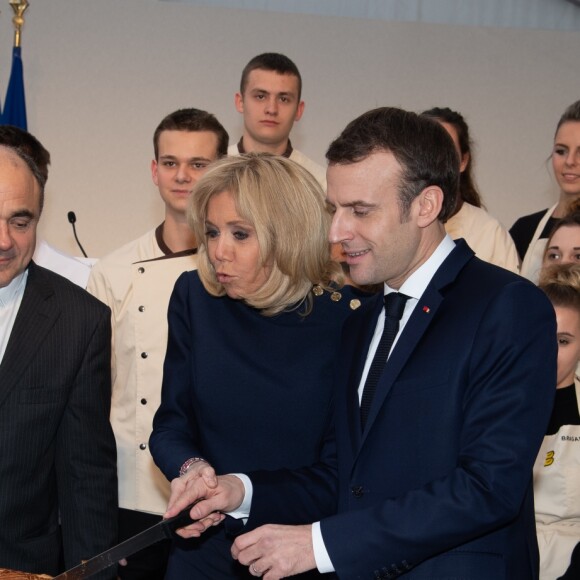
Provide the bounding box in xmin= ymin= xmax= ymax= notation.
xmin=232 ymin=236 xmax=457 ymax=574
xmin=0 ymin=269 xmax=27 ymax=365
xmin=314 ymin=235 xmax=456 ymax=572
xmin=33 ymin=239 xmax=95 ymax=288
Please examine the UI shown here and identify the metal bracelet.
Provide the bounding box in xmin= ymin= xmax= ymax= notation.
xmin=179 ymin=457 xmax=208 ymax=477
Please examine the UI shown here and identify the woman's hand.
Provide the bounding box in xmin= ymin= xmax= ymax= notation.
xmin=165 ymin=460 xmax=224 ymax=538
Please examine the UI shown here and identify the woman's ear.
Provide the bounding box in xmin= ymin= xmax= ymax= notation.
xmin=459 ymin=152 xmax=470 ymax=173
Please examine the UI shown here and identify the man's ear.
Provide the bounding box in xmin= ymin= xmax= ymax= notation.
xmin=416 ymin=186 xmax=443 ymax=228
xmin=294 ymin=100 xmax=305 ymax=122
xmin=151 ymin=159 xmax=159 ymax=186
xmin=234 ymin=92 xmax=244 ymax=114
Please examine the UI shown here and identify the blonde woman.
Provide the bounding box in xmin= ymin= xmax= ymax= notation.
xmin=150 ymin=153 xmax=370 ymax=579
xmin=511 ymin=100 xmax=580 ymax=282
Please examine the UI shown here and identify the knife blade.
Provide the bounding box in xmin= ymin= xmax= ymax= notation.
xmin=53 ymin=502 xmax=201 ymax=579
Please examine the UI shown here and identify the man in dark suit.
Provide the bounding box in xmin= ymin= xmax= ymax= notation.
xmin=165 ymin=108 xmax=557 ymax=579
xmin=0 ymin=129 xmax=118 ymax=576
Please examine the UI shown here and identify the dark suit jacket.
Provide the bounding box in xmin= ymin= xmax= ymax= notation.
xmin=250 ymin=241 xmax=557 ymax=579
xmin=0 ymin=262 xmax=118 ymax=576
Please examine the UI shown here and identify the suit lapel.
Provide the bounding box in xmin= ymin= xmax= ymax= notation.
xmin=360 ymin=240 xmax=475 ymax=443
xmin=0 ymin=263 xmax=60 ymax=409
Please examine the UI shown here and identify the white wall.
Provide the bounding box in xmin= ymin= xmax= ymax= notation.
xmin=2 ymin=0 xmax=578 ymax=257
xmin=163 ymin=0 xmax=580 ymax=31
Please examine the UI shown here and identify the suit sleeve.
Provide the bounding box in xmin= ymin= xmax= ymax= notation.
xmin=149 ymin=274 xmax=203 ymax=479
xmin=55 ymin=303 xmax=118 ymax=577
xmin=320 ymin=281 xmax=557 ymax=577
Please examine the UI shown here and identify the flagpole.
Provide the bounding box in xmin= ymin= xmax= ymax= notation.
xmin=9 ymin=0 xmax=29 ymax=48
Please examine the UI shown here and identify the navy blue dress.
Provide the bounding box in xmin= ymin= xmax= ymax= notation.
xmin=150 ymin=271 xmax=370 ymax=578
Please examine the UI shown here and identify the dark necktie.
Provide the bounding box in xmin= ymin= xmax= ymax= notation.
xmin=360 ymin=292 xmax=409 ymax=429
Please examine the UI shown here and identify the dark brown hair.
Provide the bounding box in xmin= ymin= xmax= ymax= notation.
xmin=0 ymin=125 xmax=50 ymax=212
xmin=153 ymin=108 xmax=228 ymax=160
xmin=240 ymin=53 xmax=302 ymax=100
xmin=422 ymin=107 xmax=483 ymax=209
xmin=326 ymin=107 xmax=459 ymax=222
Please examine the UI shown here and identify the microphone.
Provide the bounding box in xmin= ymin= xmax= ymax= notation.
xmin=67 ymin=211 xmax=88 ymax=258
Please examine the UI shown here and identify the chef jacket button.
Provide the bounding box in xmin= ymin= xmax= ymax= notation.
xmin=138 ymin=267 xmax=145 ymax=274
xmin=140 ymin=398 xmax=147 ymax=405
xmin=139 ymin=443 xmax=147 ymax=450
xmin=138 ymin=305 xmax=145 ymax=312
xmin=141 ymin=352 xmax=148 ymax=359
xmin=351 ymin=485 xmax=364 ymax=498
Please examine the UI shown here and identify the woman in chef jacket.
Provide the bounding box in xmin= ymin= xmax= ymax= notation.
xmin=534 ymin=263 xmax=580 ymax=579
xmin=421 ymin=106 xmax=519 ymax=272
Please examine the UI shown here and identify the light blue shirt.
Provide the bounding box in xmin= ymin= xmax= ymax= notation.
xmin=0 ymin=269 xmax=28 ymax=365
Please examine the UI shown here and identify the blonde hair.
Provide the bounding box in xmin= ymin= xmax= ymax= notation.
xmin=189 ymin=153 xmax=341 ymax=316
xmin=539 ymin=263 xmax=580 ymax=312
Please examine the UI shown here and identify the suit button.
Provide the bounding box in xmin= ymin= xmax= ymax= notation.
xmin=138 ymin=305 xmax=145 ymax=312
xmin=141 ymin=352 xmax=148 ymax=359
xmin=138 ymin=267 xmax=145 ymax=274
xmin=351 ymin=485 xmax=364 ymax=498
xmin=140 ymin=398 xmax=147 ymax=405
xmin=139 ymin=443 xmax=147 ymax=450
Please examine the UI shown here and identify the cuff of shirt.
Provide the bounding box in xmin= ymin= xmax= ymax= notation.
xmin=225 ymin=473 xmax=252 ymax=520
xmin=312 ymin=521 xmax=335 ymax=573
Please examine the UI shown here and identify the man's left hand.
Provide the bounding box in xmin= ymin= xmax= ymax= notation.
xmin=232 ymin=524 xmax=316 ymax=579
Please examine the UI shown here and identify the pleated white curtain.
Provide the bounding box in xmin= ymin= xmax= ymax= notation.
xmin=160 ymin=0 xmax=580 ymax=31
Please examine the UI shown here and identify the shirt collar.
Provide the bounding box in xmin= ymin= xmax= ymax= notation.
xmin=0 ymin=268 xmax=28 ymax=308
xmin=236 ymin=137 xmax=293 ymax=158
xmin=384 ymin=234 xmax=455 ymax=300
